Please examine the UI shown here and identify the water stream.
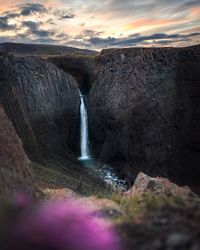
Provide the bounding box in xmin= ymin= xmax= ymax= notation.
xmin=78 ymin=89 xmax=90 ymax=160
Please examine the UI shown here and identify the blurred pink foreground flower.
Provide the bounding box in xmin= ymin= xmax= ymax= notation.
xmin=0 ymin=199 xmax=121 ymax=250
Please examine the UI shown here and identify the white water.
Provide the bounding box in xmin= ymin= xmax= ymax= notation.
xmin=78 ymin=89 xmax=90 ymax=160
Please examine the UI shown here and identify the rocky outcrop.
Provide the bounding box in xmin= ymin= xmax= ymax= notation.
xmin=89 ymin=45 xmax=200 ymax=184
xmin=0 ymin=52 xmax=80 ymax=161
xmin=125 ymin=172 xmax=198 ymax=202
xmin=0 ymin=106 xmax=34 ymax=196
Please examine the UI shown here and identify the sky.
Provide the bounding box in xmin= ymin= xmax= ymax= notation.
xmin=0 ymin=0 xmax=199 ymax=50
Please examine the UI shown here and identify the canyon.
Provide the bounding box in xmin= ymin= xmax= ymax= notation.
xmin=0 ymin=43 xmax=200 ymax=188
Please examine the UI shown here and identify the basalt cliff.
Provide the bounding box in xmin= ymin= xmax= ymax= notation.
xmin=89 ymin=46 xmax=200 ymax=185
xmin=0 ymin=51 xmax=80 ymax=164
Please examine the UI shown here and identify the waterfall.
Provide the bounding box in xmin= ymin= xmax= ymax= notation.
xmin=78 ymin=89 xmax=90 ymax=160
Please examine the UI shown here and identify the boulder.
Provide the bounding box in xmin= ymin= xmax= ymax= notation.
xmin=125 ymin=172 xmax=198 ymax=201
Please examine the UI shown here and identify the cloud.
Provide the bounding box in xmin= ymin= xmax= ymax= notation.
xmin=126 ymin=17 xmax=183 ymax=31
xmin=0 ymin=2 xmax=77 ymax=39
xmin=0 ymin=3 xmax=48 ymax=32
xmin=75 ymin=29 xmax=104 ymax=39
xmin=0 ymin=3 xmax=75 ymax=44
xmin=53 ymin=9 xmax=75 ymax=19
xmin=55 ymin=32 xmax=69 ymax=39
xmin=22 ymin=21 xmax=40 ymax=30
xmin=174 ymin=0 xmax=200 ymax=12
xmin=0 ymin=16 xmax=16 ymax=31
xmin=22 ymin=21 xmax=54 ymax=37
xmin=93 ymin=0 xmax=199 ymax=18
xmin=19 ymin=3 xmax=47 ymax=16
xmin=87 ymin=32 xmax=200 ymax=48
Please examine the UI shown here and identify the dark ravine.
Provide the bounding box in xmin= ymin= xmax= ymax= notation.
xmin=89 ymin=45 xmax=200 ymax=185
xmin=48 ymin=55 xmax=97 ymax=94
xmin=0 ymin=52 xmax=80 ymax=163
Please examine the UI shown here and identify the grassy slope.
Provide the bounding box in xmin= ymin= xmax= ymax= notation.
xmin=0 ymin=42 xmax=98 ymax=58
xmin=31 ymin=162 xmax=112 ymax=197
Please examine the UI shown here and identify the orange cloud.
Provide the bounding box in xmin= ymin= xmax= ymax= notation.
xmin=125 ymin=18 xmax=180 ymax=31
xmin=190 ymin=7 xmax=200 ymax=16
xmin=0 ymin=0 xmax=15 ymax=11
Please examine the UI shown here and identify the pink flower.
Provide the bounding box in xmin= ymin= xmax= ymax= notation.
xmin=1 ymin=200 xmax=121 ymax=250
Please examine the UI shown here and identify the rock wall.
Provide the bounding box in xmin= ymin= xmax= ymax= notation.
xmin=0 ymin=105 xmax=34 ymax=196
xmin=89 ymin=45 xmax=200 ymax=184
xmin=0 ymin=52 xmax=80 ymax=161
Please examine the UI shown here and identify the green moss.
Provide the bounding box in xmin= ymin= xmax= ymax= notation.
xmin=106 ymin=193 xmax=187 ymax=222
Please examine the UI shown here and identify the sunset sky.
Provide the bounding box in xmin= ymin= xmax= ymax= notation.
xmin=0 ymin=0 xmax=199 ymax=50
